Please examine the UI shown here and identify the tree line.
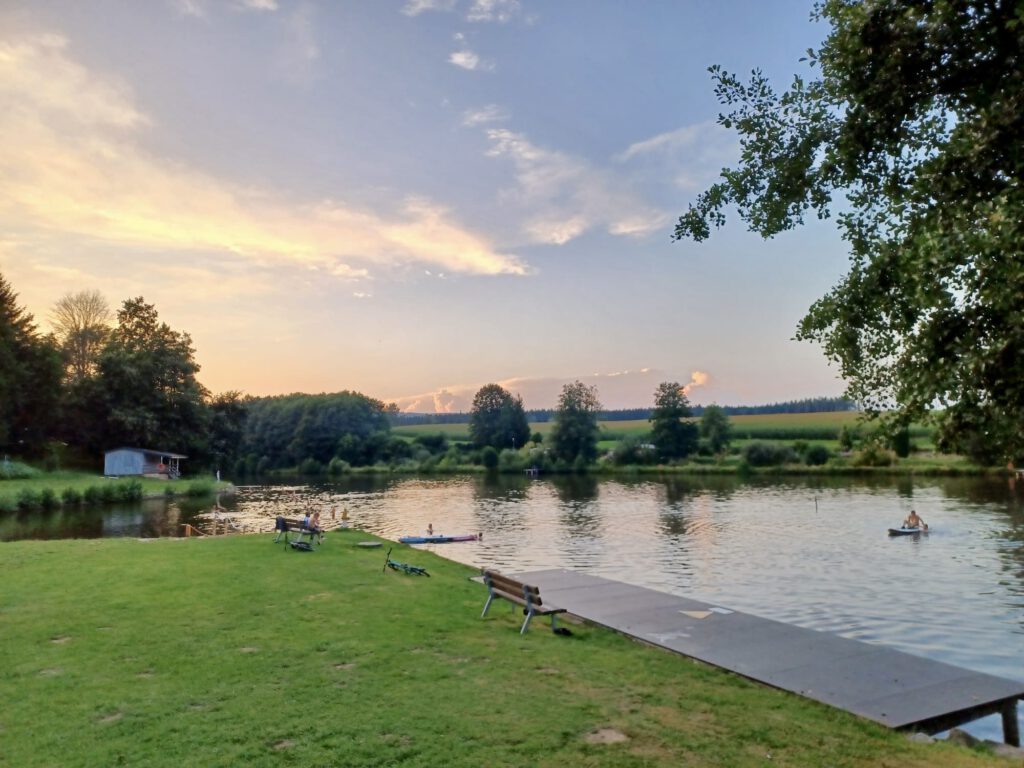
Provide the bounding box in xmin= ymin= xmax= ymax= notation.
xmin=1 ymin=270 xmax=733 ymax=475
xmin=394 ymin=396 xmax=855 ymax=426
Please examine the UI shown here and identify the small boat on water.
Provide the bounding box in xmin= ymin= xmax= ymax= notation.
xmin=399 ymin=533 xmax=480 ymax=544
xmin=888 ymin=526 xmax=929 ymax=536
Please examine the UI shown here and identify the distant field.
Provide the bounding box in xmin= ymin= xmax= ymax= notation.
xmin=393 ymin=411 xmax=882 ymax=443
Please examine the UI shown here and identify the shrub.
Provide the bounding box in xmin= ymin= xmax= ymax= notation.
xmin=838 ymin=425 xmax=855 ymax=451
xmin=39 ymin=488 xmax=58 ymax=510
xmin=16 ymin=488 xmax=42 ymax=511
xmin=83 ymin=485 xmax=102 ymax=505
xmin=299 ymin=457 xmax=323 ymax=475
xmin=0 ymin=460 xmax=39 ymax=480
xmin=854 ymin=444 xmax=893 ymax=467
xmin=481 ymin=446 xmax=499 ymax=469
xmin=413 ymin=433 xmax=448 ymax=453
xmin=804 ymin=444 xmax=831 ymax=466
xmin=742 ymin=442 xmax=797 ymax=467
xmin=891 ymin=428 xmax=911 ymax=458
xmin=117 ymin=479 xmax=143 ymax=502
xmin=61 ymin=487 xmax=83 ymax=506
xmin=611 ymin=437 xmax=655 ymax=466
xmin=498 ymin=448 xmax=525 ymax=473
xmin=327 ymin=457 xmax=350 ymax=476
xmin=0 ymin=495 xmax=17 ymax=513
xmin=186 ymin=480 xmax=215 ymax=497
xmin=100 ymin=484 xmax=117 ymax=503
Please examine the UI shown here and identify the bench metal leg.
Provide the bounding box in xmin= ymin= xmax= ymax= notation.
xmin=521 ymin=607 xmax=534 ymax=634
xmin=481 ymin=593 xmax=494 ymax=618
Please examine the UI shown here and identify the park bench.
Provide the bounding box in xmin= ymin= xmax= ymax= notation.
xmin=481 ymin=569 xmax=567 ymax=634
xmin=273 ymin=516 xmax=322 ymax=548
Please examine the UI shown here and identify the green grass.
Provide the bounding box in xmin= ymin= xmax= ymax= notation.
xmin=0 ymin=535 xmax=1005 ymax=767
xmin=0 ymin=471 xmax=231 ymax=511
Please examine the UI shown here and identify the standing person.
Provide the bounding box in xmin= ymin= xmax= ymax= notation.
xmin=903 ymin=509 xmax=927 ymax=530
xmin=426 ymin=523 xmax=434 ymax=536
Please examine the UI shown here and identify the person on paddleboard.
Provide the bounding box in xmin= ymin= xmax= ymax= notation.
xmin=903 ymin=509 xmax=927 ymax=530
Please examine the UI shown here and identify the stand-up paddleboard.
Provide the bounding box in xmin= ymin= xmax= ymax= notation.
xmin=888 ymin=526 xmax=928 ymax=536
xmin=399 ymin=533 xmax=480 ymax=544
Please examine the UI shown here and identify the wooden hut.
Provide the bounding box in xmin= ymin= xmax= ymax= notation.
xmin=104 ymin=448 xmax=186 ymax=478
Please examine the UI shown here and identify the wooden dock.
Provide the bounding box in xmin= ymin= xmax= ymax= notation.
xmin=516 ymin=569 xmax=1024 ymax=745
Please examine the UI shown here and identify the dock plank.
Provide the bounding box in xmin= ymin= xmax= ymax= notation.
xmin=516 ymin=569 xmax=1024 ymax=743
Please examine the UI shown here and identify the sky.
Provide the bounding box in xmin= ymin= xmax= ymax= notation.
xmin=0 ymin=0 xmax=851 ymax=412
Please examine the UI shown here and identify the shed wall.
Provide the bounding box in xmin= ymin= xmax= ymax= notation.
xmin=104 ymin=450 xmax=145 ymax=476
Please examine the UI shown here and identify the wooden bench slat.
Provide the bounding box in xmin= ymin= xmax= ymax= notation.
xmin=481 ymin=570 xmax=566 ymax=633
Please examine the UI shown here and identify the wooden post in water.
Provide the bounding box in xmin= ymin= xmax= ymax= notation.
xmin=1002 ymin=699 xmax=1020 ymax=747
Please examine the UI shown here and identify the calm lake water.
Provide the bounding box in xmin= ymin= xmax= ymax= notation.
xmin=5 ymin=473 xmax=1023 ymax=741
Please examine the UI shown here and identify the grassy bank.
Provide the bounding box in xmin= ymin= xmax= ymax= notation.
xmin=0 ymin=470 xmax=231 ymax=513
xmin=0 ymin=535 xmax=1005 ymax=767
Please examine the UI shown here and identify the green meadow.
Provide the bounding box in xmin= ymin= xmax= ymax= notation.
xmin=0 ymin=534 xmax=1004 ymax=767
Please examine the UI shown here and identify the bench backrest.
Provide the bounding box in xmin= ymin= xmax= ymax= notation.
xmin=483 ymin=570 xmax=544 ymax=607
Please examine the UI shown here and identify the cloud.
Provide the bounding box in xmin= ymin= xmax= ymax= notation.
xmin=174 ymin=0 xmax=207 ymax=18
xmin=482 ymin=128 xmax=669 ymax=244
xmin=617 ymin=123 xmax=712 ymax=162
xmin=616 ymin=121 xmax=739 ymax=191
xmin=467 ymin=0 xmax=521 ymax=23
xmin=238 ymin=0 xmax=279 ymax=10
xmin=682 ymin=370 xmax=710 ymax=396
xmin=401 ymin=0 xmax=457 ymax=16
xmin=392 ymin=368 xmax=711 ymax=412
xmin=0 ymin=33 xmax=526 ymax=278
xmin=462 ymin=104 xmax=507 ymax=126
xmin=449 ymin=49 xmax=493 ymax=72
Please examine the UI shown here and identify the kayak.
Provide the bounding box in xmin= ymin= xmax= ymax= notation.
xmin=888 ymin=526 xmax=928 ymax=536
xmin=399 ymin=534 xmax=479 ymax=544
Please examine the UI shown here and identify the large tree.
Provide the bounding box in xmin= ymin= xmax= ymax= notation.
xmin=97 ymin=297 xmax=210 ymax=456
xmin=550 ymin=381 xmax=602 ymax=465
xmin=649 ymin=382 xmax=699 ymax=461
xmin=50 ymin=289 xmax=111 ymax=383
xmin=0 ymin=272 xmax=62 ymax=453
xmin=674 ymin=0 xmax=1024 ymax=464
xmin=468 ymin=383 xmax=530 ymax=450
xmin=699 ymin=404 xmax=732 ymax=455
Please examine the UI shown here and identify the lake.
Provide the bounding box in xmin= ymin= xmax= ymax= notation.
xmin=5 ymin=472 xmax=1023 ymax=741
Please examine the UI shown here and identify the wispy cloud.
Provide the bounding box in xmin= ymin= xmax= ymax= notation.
xmin=483 ymin=128 xmax=669 ymax=244
xmin=0 ymin=33 xmax=526 ymax=278
xmin=467 ymin=0 xmax=521 ymax=23
xmin=401 ymin=0 xmax=457 ymax=16
xmin=616 ymin=121 xmax=738 ymax=190
xmin=173 ymin=0 xmax=207 ymax=18
xmin=237 ymin=0 xmax=279 ymax=10
xmin=462 ymin=104 xmax=508 ymax=126
xmin=616 ymin=123 xmax=712 ymax=162
xmin=400 ymin=0 xmax=520 ymax=22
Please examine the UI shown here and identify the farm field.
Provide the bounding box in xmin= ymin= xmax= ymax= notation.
xmin=394 ymin=411 xmax=874 ymax=443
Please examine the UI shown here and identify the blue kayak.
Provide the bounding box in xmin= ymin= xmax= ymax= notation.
xmin=399 ymin=534 xmax=479 ymax=544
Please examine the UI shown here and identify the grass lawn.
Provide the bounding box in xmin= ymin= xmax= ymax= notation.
xmin=0 ymin=534 xmax=1005 ymax=767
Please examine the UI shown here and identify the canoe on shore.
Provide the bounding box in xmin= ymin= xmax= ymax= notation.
xmin=399 ymin=534 xmax=479 ymax=544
